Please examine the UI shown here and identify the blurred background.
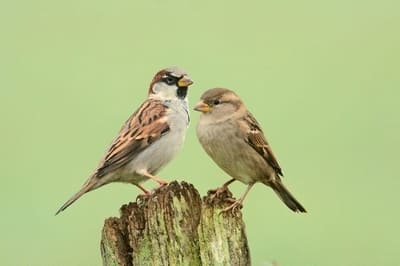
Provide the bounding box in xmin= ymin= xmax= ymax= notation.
xmin=1 ymin=0 xmax=399 ymax=265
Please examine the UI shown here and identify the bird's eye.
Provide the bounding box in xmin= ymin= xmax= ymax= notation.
xmin=163 ymin=76 xmax=176 ymax=85
xmin=213 ymin=99 xmax=221 ymax=105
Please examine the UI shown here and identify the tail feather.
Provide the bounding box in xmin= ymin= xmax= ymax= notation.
xmin=55 ymin=180 xmax=96 ymax=215
xmin=269 ymin=180 xmax=307 ymax=213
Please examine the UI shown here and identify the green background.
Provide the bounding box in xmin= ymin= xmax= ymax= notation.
xmin=1 ymin=0 xmax=399 ymax=265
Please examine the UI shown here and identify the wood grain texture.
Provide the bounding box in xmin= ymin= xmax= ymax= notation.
xmin=100 ymin=181 xmax=250 ymax=266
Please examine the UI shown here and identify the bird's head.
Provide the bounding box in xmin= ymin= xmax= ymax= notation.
xmin=194 ymin=88 xmax=245 ymax=121
xmin=149 ymin=67 xmax=193 ymax=101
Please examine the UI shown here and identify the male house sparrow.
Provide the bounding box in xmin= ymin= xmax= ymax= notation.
xmin=194 ymin=88 xmax=306 ymax=213
xmin=56 ymin=67 xmax=193 ymax=215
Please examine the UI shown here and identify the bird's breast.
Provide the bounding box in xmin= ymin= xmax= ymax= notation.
xmin=197 ymin=119 xmax=274 ymax=184
xmin=166 ymin=100 xmax=190 ymax=130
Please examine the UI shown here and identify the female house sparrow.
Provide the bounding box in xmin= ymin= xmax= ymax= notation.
xmin=56 ymin=67 xmax=193 ymax=215
xmin=194 ymin=88 xmax=306 ymax=213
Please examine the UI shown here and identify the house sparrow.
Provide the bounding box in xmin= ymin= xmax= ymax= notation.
xmin=194 ymin=88 xmax=306 ymax=213
xmin=55 ymin=67 xmax=193 ymax=215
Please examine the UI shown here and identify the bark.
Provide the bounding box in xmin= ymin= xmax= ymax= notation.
xmin=100 ymin=181 xmax=250 ymax=266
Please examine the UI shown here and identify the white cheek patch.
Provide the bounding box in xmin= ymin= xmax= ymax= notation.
xmin=153 ymin=83 xmax=178 ymax=99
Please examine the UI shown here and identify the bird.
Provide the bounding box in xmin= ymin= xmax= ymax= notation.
xmin=55 ymin=67 xmax=193 ymax=215
xmin=194 ymin=88 xmax=306 ymax=213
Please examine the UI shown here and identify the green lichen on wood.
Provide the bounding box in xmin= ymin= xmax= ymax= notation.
xmin=100 ymin=181 xmax=250 ymax=266
xmin=101 ymin=218 xmax=131 ymax=266
xmin=198 ymin=189 xmax=251 ymax=266
xmin=130 ymin=182 xmax=201 ymax=266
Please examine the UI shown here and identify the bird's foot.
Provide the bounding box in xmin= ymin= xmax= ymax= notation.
xmin=157 ymin=180 xmax=169 ymax=187
xmin=207 ymin=186 xmax=227 ymax=200
xmin=220 ymin=199 xmax=243 ymax=214
xmin=151 ymin=181 xmax=169 ymax=194
xmin=136 ymin=190 xmax=152 ymax=202
xmin=224 ymin=197 xmax=238 ymax=204
xmin=134 ymin=183 xmax=152 ymax=201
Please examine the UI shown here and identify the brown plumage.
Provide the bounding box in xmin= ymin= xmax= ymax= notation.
xmin=56 ymin=67 xmax=193 ymax=215
xmin=95 ymin=100 xmax=170 ymax=178
xmin=195 ymin=88 xmax=306 ymax=213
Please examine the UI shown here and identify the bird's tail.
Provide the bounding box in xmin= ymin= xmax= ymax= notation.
xmin=55 ymin=179 xmax=97 ymax=215
xmin=269 ymin=180 xmax=307 ymax=213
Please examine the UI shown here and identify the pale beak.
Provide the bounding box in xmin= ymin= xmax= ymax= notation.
xmin=177 ymin=76 xmax=193 ymax=87
xmin=194 ymin=101 xmax=211 ymax=113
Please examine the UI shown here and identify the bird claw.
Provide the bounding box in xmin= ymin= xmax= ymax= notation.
xmin=219 ymin=199 xmax=243 ymax=215
xmin=160 ymin=181 xmax=169 ymax=186
xmin=207 ymin=186 xmax=228 ymax=202
xmin=136 ymin=192 xmax=151 ymax=202
xmin=224 ymin=197 xmax=238 ymax=204
xmin=155 ymin=181 xmax=169 ymax=189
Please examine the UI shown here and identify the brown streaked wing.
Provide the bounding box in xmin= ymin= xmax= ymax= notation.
xmin=243 ymin=112 xmax=283 ymax=176
xmin=94 ymin=99 xmax=170 ymax=178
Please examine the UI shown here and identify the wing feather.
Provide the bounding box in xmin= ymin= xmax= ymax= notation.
xmin=242 ymin=112 xmax=283 ymax=176
xmin=94 ymin=99 xmax=170 ymax=178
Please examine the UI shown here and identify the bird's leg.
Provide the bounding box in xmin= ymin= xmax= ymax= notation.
xmin=135 ymin=183 xmax=151 ymax=194
xmin=142 ymin=172 xmax=169 ymax=188
xmin=134 ymin=183 xmax=151 ymax=201
xmin=208 ymin=178 xmax=236 ymax=202
xmin=221 ymin=183 xmax=255 ymax=214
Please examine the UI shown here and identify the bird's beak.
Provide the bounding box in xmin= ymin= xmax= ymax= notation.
xmin=177 ymin=75 xmax=193 ymax=87
xmin=194 ymin=101 xmax=211 ymax=113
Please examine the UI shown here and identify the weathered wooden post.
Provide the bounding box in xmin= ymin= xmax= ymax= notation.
xmin=101 ymin=181 xmax=251 ymax=266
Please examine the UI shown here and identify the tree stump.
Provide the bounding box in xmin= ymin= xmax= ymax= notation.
xmin=100 ymin=181 xmax=251 ymax=266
